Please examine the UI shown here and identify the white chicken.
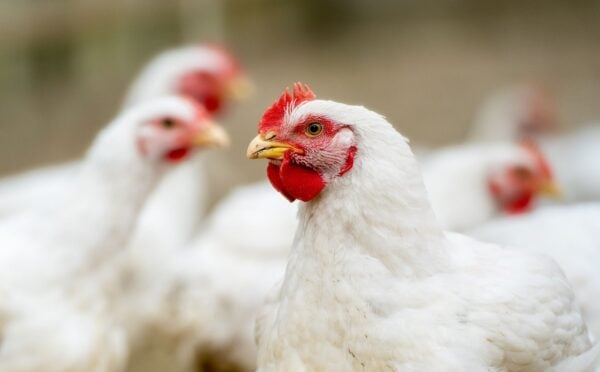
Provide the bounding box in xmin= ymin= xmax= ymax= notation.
xmin=0 ymin=96 xmax=228 ymax=371
xmin=421 ymin=139 xmax=560 ymax=231
xmin=468 ymin=203 xmax=600 ymax=341
xmin=468 ymin=85 xmax=600 ymax=202
xmin=247 ymin=83 xmax=598 ymax=371
xmin=126 ymin=44 xmax=250 ymax=256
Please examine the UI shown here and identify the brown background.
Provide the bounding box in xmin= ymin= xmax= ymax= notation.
xmin=1 ymin=0 xmax=599 ymax=205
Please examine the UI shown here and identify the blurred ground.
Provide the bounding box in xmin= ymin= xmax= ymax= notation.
xmin=1 ymin=0 xmax=599 ymax=205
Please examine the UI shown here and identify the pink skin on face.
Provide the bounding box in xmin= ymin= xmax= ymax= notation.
xmin=258 ymin=83 xmax=357 ymax=202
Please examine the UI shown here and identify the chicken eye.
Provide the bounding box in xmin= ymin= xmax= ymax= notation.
xmin=305 ymin=122 xmax=323 ymax=137
xmin=161 ymin=118 xmax=176 ymax=129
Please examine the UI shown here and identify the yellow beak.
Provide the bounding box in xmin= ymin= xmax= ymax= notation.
xmin=246 ymin=133 xmax=298 ymax=160
xmin=539 ymin=180 xmax=563 ymax=200
xmin=226 ymin=75 xmax=254 ymax=102
xmin=192 ymin=122 xmax=230 ymax=148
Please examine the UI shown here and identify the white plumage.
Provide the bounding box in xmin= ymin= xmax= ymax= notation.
xmin=122 ymin=181 xmax=293 ymax=372
xmin=205 ymin=181 xmax=298 ymax=259
xmin=469 ymin=203 xmax=600 ymax=342
xmin=252 ymin=97 xmax=597 ymax=371
xmin=0 ymin=162 xmax=78 ymax=221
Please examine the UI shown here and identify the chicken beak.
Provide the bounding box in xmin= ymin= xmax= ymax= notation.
xmin=246 ymin=133 xmax=297 ymax=160
xmin=539 ymin=180 xmax=563 ymax=200
xmin=226 ymin=75 xmax=254 ymax=102
xmin=192 ymin=122 xmax=230 ymax=148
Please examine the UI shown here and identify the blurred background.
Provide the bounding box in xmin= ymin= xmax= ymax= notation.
xmin=1 ymin=0 xmax=600 ymax=203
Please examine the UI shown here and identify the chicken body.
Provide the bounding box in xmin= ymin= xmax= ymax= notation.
xmin=201 ymin=181 xmax=297 ymax=259
xmin=0 ymin=162 xmax=78 ymax=220
xmin=251 ymin=95 xmax=596 ymax=371
xmin=0 ymin=107 xmax=158 ymax=372
xmin=0 ymin=97 xmax=224 ymax=371
xmin=469 ymin=203 xmax=600 ymax=342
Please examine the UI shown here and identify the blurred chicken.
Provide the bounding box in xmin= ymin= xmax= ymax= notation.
xmin=199 ymin=181 xmax=297 ymax=260
xmin=0 ymin=47 xmax=250 ymax=371
xmin=125 ymin=44 xmax=250 ymax=267
xmin=0 ymin=163 xmax=78 ymax=220
xmin=469 ymin=84 xmax=600 ymax=202
xmin=421 ymin=139 xmax=560 ymax=231
xmin=122 ymin=202 xmax=288 ymax=372
xmin=120 ymin=173 xmax=296 ymax=372
xmin=249 ymin=83 xmax=597 ymax=371
xmin=468 ymin=203 xmax=600 ymax=342
xmin=0 ymin=96 xmax=228 ymax=372
xmin=468 ymin=84 xmax=558 ymax=142
xmin=0 ymin=44 xmax=250 ymax=233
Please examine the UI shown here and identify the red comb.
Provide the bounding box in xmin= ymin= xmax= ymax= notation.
xmin=258 ymin=82 xmax=316 ymax=133
xmin=519 ymin=139 xmax=553 ymax=178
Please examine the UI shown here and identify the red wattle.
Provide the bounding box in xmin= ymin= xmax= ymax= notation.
xmin=503 ymin=192 xmax=534 ymax=214
xmin=166 ymin=147 xmax=190 ymax=163
xmin=266 ymin=154 xmax=326 ymax=202
xmin=267 ymin=162 xmax=295 ymax=202
xmin=202 ymin=95 xmax=221 ymax=114
xmin=280 ymin=157 xmax=326 ymax=202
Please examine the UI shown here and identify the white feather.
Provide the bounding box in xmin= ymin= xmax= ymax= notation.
xmin=469 ymin=203 xmax=600 ymax=342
